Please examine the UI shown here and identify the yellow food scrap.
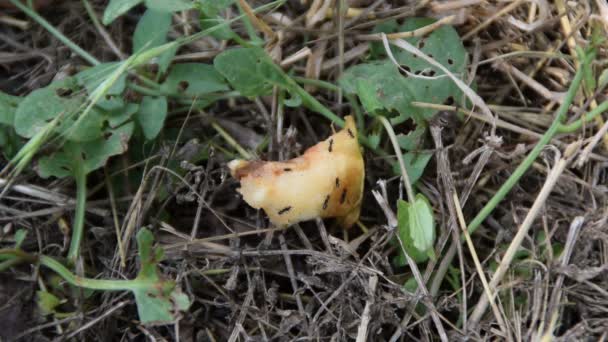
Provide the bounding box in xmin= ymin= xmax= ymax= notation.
xmin=228 ymin=116 xmax=365 ymax=228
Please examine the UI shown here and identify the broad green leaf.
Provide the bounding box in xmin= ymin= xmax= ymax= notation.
xmin=0 ymin=127 xmax=22 ymax=159
xmin=136 ymin=96 xmax=167 ymax=139
xmin=38 ymin=123 xmax=134 ymax=178
xmin=14 ymin=79 xmax=84 ymax=139
xmin=103 ymin=0 xmax=144 ymax=25
xmin=340 ymin=17 xmax=467 ymax=124
xmin=214 ymin=47 xmax=275 ymax=97
xmin=131 ymin=228 xmax=191 ymax=323
xmin=396 ymin=193 xmax=436 ymax=264
xmin=391 ymin=152 xmax=433 ymax=185
xmin=145 ymin=0 xmax=194 ymax=12
xmin=133 ymin=9 xmax=176 ymax=74
xmin=37 ymin=291 xmax=62 ymax=316
xmin=161 ymin=63 xmax=228 ymax=96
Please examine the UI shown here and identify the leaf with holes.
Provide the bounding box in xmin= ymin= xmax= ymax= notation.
xmin=395 ymin=193 xmax=436 ymax=265
xmin=161 ymin=63 xmax=229 ymax=97
xmin=38 ymin=123 xmax=134 ymax=179
xmin=131 ymin=228 xmax=191 ymax=324
xmin=341 ymin=17 xmax=467 ymax=125
xmin=103 ymin=0 xmax=143 ymax=25
xmin=15 ymin=79 xmax=87 ymax=138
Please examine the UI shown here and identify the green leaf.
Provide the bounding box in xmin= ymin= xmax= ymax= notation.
xmin=161 ymin=63 xmax=228 ymax=96
xmin=131 ymin=228 xmax=191 ymax=324
xmin=0 ymin=91 xmax=20 ymax=125
xmin=136 ymin=96 xmax=167 ymax=139
xmin=397 ymin=125 xmax=426 ymax=151
xmin=37 ymin=290 xmax=62 ymax=316
xmin=396 ymin=194 xmax=436 ymax=264
xmin=145 ymin=0 xmax=194 ymax=12
xmin=0 ymin=127 xmax=23 ymax=159
xmin=75 ymin=63 xmax=126 ymax=96
xmin=133 ymin=9 xmax=176 ymax=74
xmin=38 ymin=123 xmax=134 ymax=178
xmin=14 ymin=79 xmax=85 ymax=139
xmin=341 ymin=17 xmax=467 ymax=124
xmin=106 ymin=103 xmax=140 ymax=128
xmin=14 ymin=229 xmax=27 ymax=248
xmin=103 ymin=0 xmax=144 ymax=25
xmin=198 ymin=0 xmax=234 ymax=16
xmin=214 ymin=47 xmax=275 ymax=97
xmin=392 ymin=152 xmax=432 ymax=185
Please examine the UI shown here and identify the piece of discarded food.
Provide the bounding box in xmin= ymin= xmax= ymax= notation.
xmin=228 ymin=116 xmax=364 ymax=228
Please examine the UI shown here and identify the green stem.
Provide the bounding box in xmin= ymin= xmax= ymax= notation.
xmin=9 ymin=0 xmax=99 ymax=66
xmin=293 ymin=76 xmax=340 ymax=91
xmin=67 ymin=166 xmax=87 ymax=264
xmin=464 ymin=65 xmax=584 ymax=237
xmin=557 ymin=100 xmax=608 ymax=133
xmin=39 ymin=255 xmax=133 ymax=290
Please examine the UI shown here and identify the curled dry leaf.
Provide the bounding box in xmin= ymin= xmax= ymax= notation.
xmin=229 ymin=116 xmax=364 ymax=228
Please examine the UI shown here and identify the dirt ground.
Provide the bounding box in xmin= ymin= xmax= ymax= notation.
xmin=1 ymin=0 xmax=608 ymax=341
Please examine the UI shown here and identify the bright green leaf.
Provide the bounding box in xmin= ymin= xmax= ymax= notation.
xmin=145 ymin=0 xmax=194 ymax=12
xmin=103 ymin=0 xmax=144 ymax=25
xmin=161 ymin=63 xmax=228 ymax=96
xmin=410 ymin=193 xmax=435 ymax=255
xmin=396 ymin=194 xmax=436 ymax=263
xmin=396 ymin=199 xmax=428 ymax=264
xmin=136 ymin=96 xmax=167 ymax=140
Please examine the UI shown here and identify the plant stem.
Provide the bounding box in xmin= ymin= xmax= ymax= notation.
xmin=67 ymin=166 xmax=87 ymax=264
xmin=464 ymin=64 xmax=584 ymax=237
xmin=40 ymin=255 xmax=133 ymax=291
xmin=431 ymin=59 xmax=586 ymax=297
xmin=378 ymin=116 xmax=415 ymax=202
xmin=9 ymin=0 xmax=99 ymax=66
xmin=557 ymin=100 xmax=608 ymax=133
